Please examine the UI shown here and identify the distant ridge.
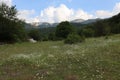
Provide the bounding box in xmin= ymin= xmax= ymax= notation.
xmin=71 ymin=18 xmax=100 ymax=24
xmin=25 ymin=18 xmax=101 ymax=28
xmin=80 ymin=18 xmax=101 ymax=24
xmin=71 ymin=19 xmax=85 ymax=23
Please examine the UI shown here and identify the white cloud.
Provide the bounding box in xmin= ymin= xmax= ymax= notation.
xmin=95 ymin=2 xmax=120 ymax=18
xmin=113 ymin=2 xmax=120 ymax=14
xmin=0 ymin=0 xmax=12 ymax=6
xmin=39 ymin=4 xmax=93 ymax=23
xmin=17 ymin=2 xmax=120 ymax=23
xmin=95 ymin=10 xmax=112 ymax=18
xmin=72 ymin=10 xmax=93 ymax=20
xmin=17 ymin=10 xmax=40 ymax=23
xmin=40 ymin=4 xmax=74 ymax=23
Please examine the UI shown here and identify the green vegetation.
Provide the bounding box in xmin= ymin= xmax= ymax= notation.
xmin=28 ymin=29 xmax=42 ymax=41
xmin=38 ymin=13 xmax=120 ymax=40
xmin=0 ymin=3 xmax=27 ymax=43
xmin=48 ymin=32 xmax=56 ymax=41
xmin=64 ymin=33 xmax=85 ymax=44
xmin=0 ymin=34 xmax=120 ymax=80
xmin=80 ymin=13 xmax=120 ymax=38
xmin=55 ymin=21 xmax=75 ymax=39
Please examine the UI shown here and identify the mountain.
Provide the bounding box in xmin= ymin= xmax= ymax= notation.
xmin=106 ymin=13 xmax=120 ymax=33
xmin=81 ymin=18 xmax=101 ymax=24
xmin=31 ymin=22 xmax=40 ymax=26
xmin=25 ymin=23 xmax=35 ymax=29
xmin=71 ymin=19 xmax=85 ymax=23
xmin=38 ymin=22 xmax=51 ymax=28
xmin=37 ymin=22 xmax=58 ymax=28
xmin=70 ymin=18 xmax=101 ymax=28
xmin=25 ymin=18 xmax=101 ymax=29
xmin=71 ymin=18 xmax=100 ymax=24
xmin=108 ymin=13 xmax=120 ymax=23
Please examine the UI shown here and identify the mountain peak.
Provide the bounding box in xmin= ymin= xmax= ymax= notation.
xmin=31 ymin=22 xmax=40 ymax=26
xmin=71 ymin=19 xmax=85 ymax=23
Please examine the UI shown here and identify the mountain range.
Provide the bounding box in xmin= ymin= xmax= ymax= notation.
xmin=26 ymin=18 xmax=101 ymax=29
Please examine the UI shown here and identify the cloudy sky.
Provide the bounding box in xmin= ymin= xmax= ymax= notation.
xmin=0 ymin=0 xmax=120 ymax=23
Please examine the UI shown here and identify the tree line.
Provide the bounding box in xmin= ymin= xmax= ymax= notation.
xmin=0 ymin=3 xmax=120 ymax=44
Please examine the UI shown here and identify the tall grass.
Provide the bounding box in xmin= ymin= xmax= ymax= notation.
xmin=0 ymin=34 xmax=120 ymax=80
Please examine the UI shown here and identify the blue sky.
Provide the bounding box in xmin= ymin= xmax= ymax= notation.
xmin=1 ymin=0 xmax=120 ymax=23
xmin=13 ymin=0 xmax=119 ymax=11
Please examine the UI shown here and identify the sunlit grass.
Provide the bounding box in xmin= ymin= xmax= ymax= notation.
xmin=0 ymin=34 xmax=120 ymax=80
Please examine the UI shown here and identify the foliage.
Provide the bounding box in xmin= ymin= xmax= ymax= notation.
xmin=64 ymin=33 xmax=85 ymax=44
xmin=0 ymin=3 xmax=27 ymax=43
xmin=93 ymin=21 xmax=111 ymax=36
xmin=55 ymin=21 xmax=75 ymax=39
xmin=0 ymin=3 xmax=17 ymax=20
xmin=48 ymin=32 xmax=57 ymax=41
xmin=80 ymin=27 xmax=95 ymax=37
xmin=28 ymin=29 xmax=41 ymax=41
xmin=41 ymin=35 xmax=49 ymax=41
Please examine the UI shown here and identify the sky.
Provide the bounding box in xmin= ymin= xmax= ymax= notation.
xmin=0 ymin=0 xmax=120 ymax=23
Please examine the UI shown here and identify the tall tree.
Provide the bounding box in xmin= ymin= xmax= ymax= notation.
xmin=0 ymin=3 xmax=17 ymax=20
xmin=55 ymin=21 xmax=75 ymax=39
xmin=0 ymin=3 xmax=27 ymax=43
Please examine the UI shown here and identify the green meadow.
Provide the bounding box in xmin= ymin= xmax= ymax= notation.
xmin=0 ymin=34 xmax=120 ymax=80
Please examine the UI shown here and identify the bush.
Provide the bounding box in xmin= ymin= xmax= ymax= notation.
xmin=81 ymin=28 xmax=95 ymax=37
xmin=42 ymin=35 xmax=49 ymax=41
xmin=28 ymin=29 xmax=41 ymax=41
xmin=64 ymin=33 xmax=85 ymax=44
xmin=48 ymin=32 xmax=57 ymax=41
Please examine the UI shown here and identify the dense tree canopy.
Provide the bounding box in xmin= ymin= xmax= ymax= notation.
xmin=0 ymin=3 xmax=17 ymax=20
xmin=0 ymin=3 xmax=27 ymax=43
xmin=28 ymin=29 xmax=41 ymax=41
xmin=55 ymin=21 xmax=75 ymax=39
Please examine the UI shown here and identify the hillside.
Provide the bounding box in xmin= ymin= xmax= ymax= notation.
xmin=109 ymin=13 xmax=120 ymax=23
xmin=0 ymin=34 xmax=120 ymax=80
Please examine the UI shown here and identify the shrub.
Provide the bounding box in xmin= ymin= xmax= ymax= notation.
xmin=81 ymin=28 xmax=95 ymax=37
xmin=42 ymin=35 xmax=49 ymax=41
xmin=48 ymin=32 xmax=57 ymax=41
xmin=64 ymin=33 xmax=85 ymax=44
xmin=28 ymin=29 xmax=41 ymax=41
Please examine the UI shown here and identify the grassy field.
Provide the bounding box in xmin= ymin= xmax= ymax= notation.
xmin=0 ymin=34 xmax=120 ymax=80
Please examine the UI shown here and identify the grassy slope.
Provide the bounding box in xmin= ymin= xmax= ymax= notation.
xmin=0 ymin=34 xmax=120 ymax=80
